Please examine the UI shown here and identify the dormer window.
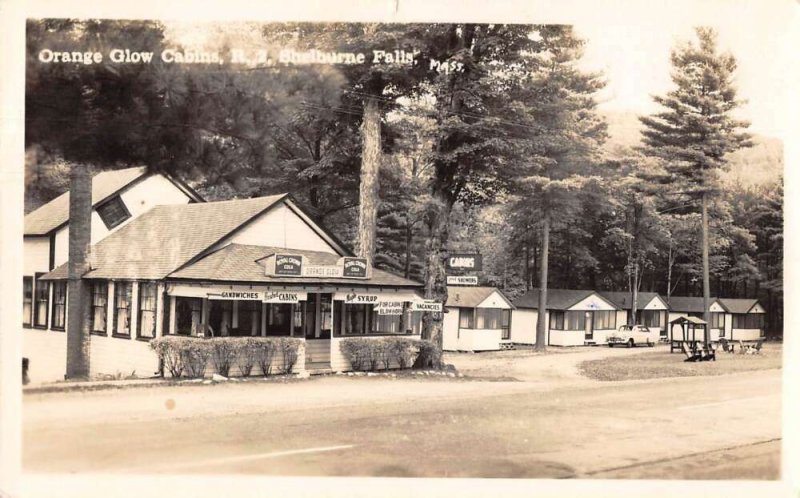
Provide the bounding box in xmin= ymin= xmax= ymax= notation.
xmin=96 ymin=196 xmax=131 ymax=230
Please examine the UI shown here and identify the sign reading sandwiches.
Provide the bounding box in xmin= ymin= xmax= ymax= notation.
xmin=274 ymin=254 xmax=303 ymax=276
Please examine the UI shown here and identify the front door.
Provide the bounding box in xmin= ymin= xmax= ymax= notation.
xmin=584 ymin=311 xmax=593 ymax=340
xmin=304 ymin=293 xmax=332 ymax=369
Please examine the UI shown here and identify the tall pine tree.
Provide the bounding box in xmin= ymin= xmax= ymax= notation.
xmin=639 ymin=27 xmax=751 ymax=344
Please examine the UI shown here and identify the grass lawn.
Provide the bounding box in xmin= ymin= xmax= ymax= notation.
xmin=578 ymin=343 xmax=783 ymax=381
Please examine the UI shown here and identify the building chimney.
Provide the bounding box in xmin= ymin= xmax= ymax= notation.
xmin=65 ymin=165 xmax=92 ymax=379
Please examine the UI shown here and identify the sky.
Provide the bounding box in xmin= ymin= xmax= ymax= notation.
xmin=573 ymin=1 xmax=797 ymax=138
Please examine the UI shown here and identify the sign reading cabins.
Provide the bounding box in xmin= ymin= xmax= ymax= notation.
xmin=269 ymin=254 xmax=370 ymax=279
xmin=206 ymin=290 xmax=308 ymax=303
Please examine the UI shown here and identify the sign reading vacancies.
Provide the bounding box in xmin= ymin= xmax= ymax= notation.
xmin=447 ymin=275 xmax=479 ymax=286
xmin=446 ymin=254 xmax=482 ymax=271
xmin=342 ymin=257 xmax=368 ymax=278
xmin=275 ymin=254 xmax=303 ymax=276
xmin=411 ymin=300 xmax=443 ymax=312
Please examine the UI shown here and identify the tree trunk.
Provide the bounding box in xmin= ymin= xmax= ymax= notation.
xmin=354 ymin=96 xmax=381 ymax=259
xmin=419 ymin=190 xmax=452 ymax=367
xmin=65 ymin=165 xmax=92 ymax=380
xmin=535 ymin=212 xmax=550 ymax=352
xmin=701 ymin=191 xmax=711 ymax=346
xmin=404 ymin=216 xmax=412 ymax=279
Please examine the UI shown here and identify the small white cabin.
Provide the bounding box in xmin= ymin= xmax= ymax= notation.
xmin=442 ymin=286 xmax=514 ymax=352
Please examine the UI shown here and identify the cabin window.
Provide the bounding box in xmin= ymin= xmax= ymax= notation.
xmin=549 ymin=311 xmax=565 ymax=330
xmin=710 ymin=312 xmax=725 ymax=329
xmin=33 ymin=273 xmax=49 ymax=328
xmin=265 ymin=303 xmax=291 ymax=336
xmin=372 ymin=309 xmax=403 ymax=334
xmin=641 ymin=310 xmax=664 ymax=328
xmin=23 ymin=276 xmax=33 ymax=327
xmin=593 ymin=310 xmax=616 ymax=330
xmin=732 ymin=314 xmax=764 ymax=330
xmin=459 ymin=308 xmax=474 ymax=329
xmin=114 ymin=282 xmax=133 ymax=336
xmin=408 ymin=310 xmax=423 ymax=335
xmin=501 ymin=309 xmax=511 ymax=340
xmin=236 ymin=301 xmax=262 ymax=336
xmin=96 ymin=195 xmax=131 ymax=230
xmin=343 ymin=304 xmax=369 ymax=335
xmin=565 ymin=311 xmax=586 ymax=331
xmin=91 ymin=281 xmax=108 ymax=334
xmin=137 ymin=282 xmax=157 ymax=339
xmin=51 ymin=281 xmax=67 ymax=330
xmin=476 ymin=308 xmax=503 ymax=329
xmin=175 ymin=297 xmax=202 ymax=336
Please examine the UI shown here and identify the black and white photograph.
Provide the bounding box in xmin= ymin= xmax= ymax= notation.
xmin=0 ymin=1 xmax=797 ymax=497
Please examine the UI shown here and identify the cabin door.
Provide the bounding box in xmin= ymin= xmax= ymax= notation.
xmin=584 ymin=311 xmax=593 ymax=340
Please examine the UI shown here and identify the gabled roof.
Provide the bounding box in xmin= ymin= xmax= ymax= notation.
xmin=600 ymin=291 xmax=666 ymax=310
xmin=25 ymin=166 xmax=147 ymax=235
xmin=513 ymin=289 xmax=617 ymax=310
xmin=666 ymin=296 xmax=722 ymax=313
xmin=42 ymin=195 xmax=287 ymax=281
xmin=168 ymin=244 xmax=421 ymax=287
xmin=445 ymin=286 xmax=514 ymax=309
xmin=717 ymin=298 xmax=762 ymax=314
xmin=670 ymin=315 xmax=707 ymax=325
xmin=23 ymin=166 xmax=204 ymax=236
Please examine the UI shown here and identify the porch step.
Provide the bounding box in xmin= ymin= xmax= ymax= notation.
xmin=306 ymin=361 xmax=332 ymax=374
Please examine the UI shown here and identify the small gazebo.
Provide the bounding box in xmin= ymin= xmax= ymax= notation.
xmin=669 ymin=316 xmax=708 ymax=353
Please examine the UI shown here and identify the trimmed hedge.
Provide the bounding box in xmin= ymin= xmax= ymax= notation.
xmin=150 ymin=336 xmax=303 ymax=378
xmin=338 ymin=337 xmax=428 ymax=372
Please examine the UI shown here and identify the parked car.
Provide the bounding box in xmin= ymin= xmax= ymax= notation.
xmin=607 ymin=325 xmax=655 ymax=348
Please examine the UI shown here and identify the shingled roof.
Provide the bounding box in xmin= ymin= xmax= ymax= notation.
xmin=600 ymin=291 xmax=666 ymax=310
xmin=24 ymin=166 xmax=148 ymax=235
xmin=445 ymin=286 xmax=514 ymax=308
xmin=168 ymin=243 xmax=421 ymax=287
xmin=718 ymin=298 xmax=762 ymax=314
xmin=43 ymin=195 xmax=287 ymax=281
xmin=666 ymin=296 xmax=722 ymax=313
xmin=514 ymin=289 xmax=617 ymax=310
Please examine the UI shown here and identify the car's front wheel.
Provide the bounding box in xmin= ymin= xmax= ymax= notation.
xmin=627 ymin=338 xmax=634 ymax=348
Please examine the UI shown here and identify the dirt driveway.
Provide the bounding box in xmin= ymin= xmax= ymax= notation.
xmin=444 ymin=343 xmax=663 ymax=384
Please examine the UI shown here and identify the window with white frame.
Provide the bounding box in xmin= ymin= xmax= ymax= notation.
xmin=458 ymin=308 xmax=474 ymax=328
xmin=137 ymin=282 xmax=157 ymax=339
xmin=51 ymin=281 xmax=67 ymax=330
xmin=114 ymin=282 xmax=132 ymax=336
xmin=34 ymin=273 xmax=49 ymax=328
xmin=593 ymin=310 xmax=616 ymax=330
xmin=23 ymin=276 xmax=33 ymax=327
xmin=91 ymin=281 xmax=108 ymax=334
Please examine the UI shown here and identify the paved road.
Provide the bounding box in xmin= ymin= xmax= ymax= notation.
xmin=22 ymin=355 xmax=781 ymax=479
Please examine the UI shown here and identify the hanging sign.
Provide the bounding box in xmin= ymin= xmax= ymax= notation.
xmin=208 ymin=291 xmax=263 ymax=300
xmin=447 ymin=275 xmax=479 ymax=286
xmin=411 ymin=300 xmax=443 ymax=312
xmin=342 ymin=292 xmax=381 ymax=304
xmin=446 ymin=254 xmax=482 ymax=271
xmin=377 ymin=306 xmax=404 ymax=316
xmin=263 ymin=291 xmax=307 ymax=303
xmin=342 ymin=257 xmax=369 ymax=278
xmin=274 ymin=254 xmax=303 ymax=276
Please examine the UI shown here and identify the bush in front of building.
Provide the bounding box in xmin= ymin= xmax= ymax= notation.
xmin=183 ymin=340 xmax=213 ymax=378
xmin=252 ymin=338 xmax=278 ymax=376
xmin=151 ymin=336 xmax=188 ymax=378
xmin=339 ymin=337 xmax=424 ymax=372
xmin=210 ymin=339 xmax=239 ymax=377
xmin=278 ymin=337 xmax=303 ymax=374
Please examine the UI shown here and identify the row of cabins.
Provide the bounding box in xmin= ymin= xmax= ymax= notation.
xmin=444 ymin=288 xmax=766 ymax=351
xmin=21 ymin=167 xmax=768 ymax=382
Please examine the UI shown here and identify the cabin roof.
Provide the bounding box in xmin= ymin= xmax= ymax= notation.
xmin=599 ymin=291 xmax=665 ymax=310
xmin=445 ymin=286 xmax=514 ymax=309
xmin=513 ymin=289 xmax=618 ymax=311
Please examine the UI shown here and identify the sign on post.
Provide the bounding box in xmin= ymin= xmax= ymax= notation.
xmin=446 ymin=254 xmax=482 ymax=271
xmin=208 ymin=291 xmax=262 ymax=300
xmin=263 ymin=291 xmax=306 ymax=303
xmin=411 ymin=300 xmax=443 ymax=312
xmin=447 ymin=275 xmax=479 ymax=286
